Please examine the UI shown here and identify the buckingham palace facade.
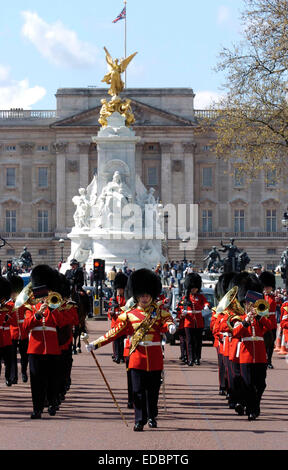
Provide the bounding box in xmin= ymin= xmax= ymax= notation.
xmin=0 ymin=87 xmax=287 ymax=270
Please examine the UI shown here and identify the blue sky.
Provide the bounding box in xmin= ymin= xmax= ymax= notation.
xmin=0 ymin=0 xmax=244 ymax=110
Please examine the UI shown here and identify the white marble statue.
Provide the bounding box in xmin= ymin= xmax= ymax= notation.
xmin=72 ymin=188 xmax=91 ymax=229
xmin=93 ymin=171 xmax=133 ymax=229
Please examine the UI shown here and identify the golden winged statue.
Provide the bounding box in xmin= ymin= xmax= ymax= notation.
xmin=101 ymin=47 xmax=137 ymax=97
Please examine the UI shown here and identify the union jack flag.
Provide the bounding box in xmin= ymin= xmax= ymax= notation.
xmin=112 ymin=6 xmax=126 ymax=23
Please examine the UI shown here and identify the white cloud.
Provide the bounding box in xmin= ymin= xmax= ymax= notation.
xmin=0 ymin=65 xmax=46 ymax=109
xmin=21 ymin=11 xmax=99 ymax=68
xmin=217 ymin=5 xmax=230 ymax=25
xmin=194 ymin=90 xmax=224 ymax=109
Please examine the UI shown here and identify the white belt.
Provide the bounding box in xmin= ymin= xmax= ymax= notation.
xmin=242 ymin=336 xmax=264 ymax=342
xmin=139 ymin=341 xmax=161 ymax=347
xmin=18 ymin=320 xmax=24 ymax=324
xmin=3 ymin=327 xmax=10 ymax=331
xmin=32 ymin=326 xmax=57 ymax=332
xmin=236 ymin=336 xmax=264 ymax=358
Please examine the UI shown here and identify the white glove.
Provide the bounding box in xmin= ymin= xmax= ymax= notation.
xmin=204 ymin=305 xmax=210 ymax=311
xmin=168 ymin=323 xmax=177 ymax=335
xmin=86 ymin=342 xmax=95 ymax=353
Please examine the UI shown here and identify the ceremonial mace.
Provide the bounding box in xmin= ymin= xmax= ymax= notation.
xmin=81 ymin=333 xmax=129 ymax=427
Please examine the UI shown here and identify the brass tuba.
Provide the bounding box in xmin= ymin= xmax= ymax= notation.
xmin=15 ymin=282 xmax=34 ymax=309
xmin=215 ymin=286 xmax=244 ymax=316
xmin=215 ymin=286 xmax=245 ymax=332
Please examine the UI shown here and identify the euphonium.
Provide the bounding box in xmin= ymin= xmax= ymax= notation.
xmin=46 ymin=291 xmax=63 ymax=310
xmin=227 ymin=314 xmax=243 ymax=332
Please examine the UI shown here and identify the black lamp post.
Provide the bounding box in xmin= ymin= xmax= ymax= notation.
xmin=182 ymin=238 xmax=188 ymax=263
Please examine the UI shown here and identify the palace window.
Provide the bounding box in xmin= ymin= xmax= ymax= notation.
xmin=266 ymin=169 xmax=277 ymax=188
xmin=38 ymin=167 xmax=48 ymax=188
xmin=38 ymin=210 xmax=48 ymax=232
xmin=234 ymin=168 xmax=245 ymax=187
xmin=202 ymin=209 xmax=213 ymax=232
xmin=202 ymin=167 xmax=213 ymax=188
xmin=5 ymin=210 xmax=16 ymax=232
xmin=266 ymin=209 xmax=277 ymax=232
xmin=234 ymin=209 xmax=245 ymax=232
xmin=6 ymin=168 xmax=16 ymax=187
xmin=147 ymin=167 xmax=158 ymax=186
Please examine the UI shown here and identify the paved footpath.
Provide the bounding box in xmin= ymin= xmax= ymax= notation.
xmin=0 ymin=318 xmax=287 ymax=452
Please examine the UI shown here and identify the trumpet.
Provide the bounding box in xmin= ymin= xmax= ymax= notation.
xmin=46 ymin=291 xmax=63 ymax=310
xmin=253 ymin=299 xmax=270 ymax=318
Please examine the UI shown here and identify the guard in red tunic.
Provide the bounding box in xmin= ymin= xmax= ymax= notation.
xmin=181 ymin=273 xmax=210 ymax=366
xmin=108 ymin=272 xmax=128 ymax=363
xmin=8 ymin=275 xmax=29 ymax=384
xmin=0 ymin=277 xmax=17 ymax=386
xmin=175 ymin=298 xmax=188 ymax=364
xmin=232 ymin=286 xmax=272 ymax=421
xmin=259 ymin=271 xmax=277 ymax=368
xmin=23 ymin=265 xmax=69 ymax=419
xmin=212 ymin=272 xmax=236 ymax=396
xmin=279 ymin=300 xmax=288 ymax=352
xmin=86 ymin=268 xmax=176 ymax=432
xmin=54 ymin=273 xmax=79 ymax=404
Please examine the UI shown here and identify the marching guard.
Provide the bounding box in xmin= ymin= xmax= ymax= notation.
xmin=178 ymin=273 xmax=210 ymax=366
xmin=259 ymin=271 xmax=277 ymax=368
xmin=0 ymin=277 xmax=17 ymax=386
xmin=22 ymin=265 xmax=70 ymax=418
xmin=86 ymin=268 xmax=176 ymax=431
xmin=8 ymin=275 xmax=29 ymax=384
xmin=108 ymin=272 xmax=128 ymax=364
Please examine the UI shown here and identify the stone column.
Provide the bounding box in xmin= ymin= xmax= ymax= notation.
xmin=160 ymin=143 xmax=173 ymax=205
xmin=54 ymin=142 xmax=68 ymax=235
xmin=182 ymin=142 xmax=196 ymax=204
xmin=78 ymin=143 xmax=90 ymax=189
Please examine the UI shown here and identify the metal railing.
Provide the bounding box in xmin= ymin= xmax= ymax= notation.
xmin=0 ymin=110 xmax=57 ymax=120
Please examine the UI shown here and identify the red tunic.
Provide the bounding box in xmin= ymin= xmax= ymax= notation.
xmin=92 ymin=303 xmax=174 ymax=371
xmin=108 ymin=295 xmax=126 ymax=328
xmin=263 ymin=293 xmax=277 ymax=330
xmin=57 ymin=301 xmax=79 ymax=351
xmin=9 ymin=302 xmax=29 ymax=341
xmin=280 ymin=301 xmax=288 ymax=343
xmin=178 ymin=294 xmax=209 ymax=329
xmin=232 ymin=316 xmax=270 ymax=364
xmin=0 ymin=302 xmax=17 ymax=347
xmin=23 ymin=304 xmax=68 ymax=355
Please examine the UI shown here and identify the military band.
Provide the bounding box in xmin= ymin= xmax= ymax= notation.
xmin=0 ymin=261 xmax=286 ymax=429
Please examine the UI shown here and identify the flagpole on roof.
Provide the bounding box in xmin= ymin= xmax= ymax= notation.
xmin=124 ymin=0 xmax=127 ymax=87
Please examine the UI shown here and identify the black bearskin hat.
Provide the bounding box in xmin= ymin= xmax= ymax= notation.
xmin=31 ymin=264 xmax=58 ymax=290
xmin=7 ymin=274 xmax=24 ymax=294
xmin=130 ymin=268 xmax=162 ymax=300
xmin=114 ymin=272 xmax=128 ymax=290
xmin=184 ymin=273 xmax=202 ymax=294
xmin=228 ymin=271 xmax=263 ymax=306
xmin=56 ymin=273 xmax=71 ymax=298
xmin=0 ymin=277 xmax=12 ymax=301
xmin=215 ymin=272 xmax=237 ymax=302
xmin=259 ymin=271 xmax=276 ymax=290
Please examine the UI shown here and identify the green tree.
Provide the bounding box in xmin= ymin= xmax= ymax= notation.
xmin=209 ymin=0 xmax=288 ymax=180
